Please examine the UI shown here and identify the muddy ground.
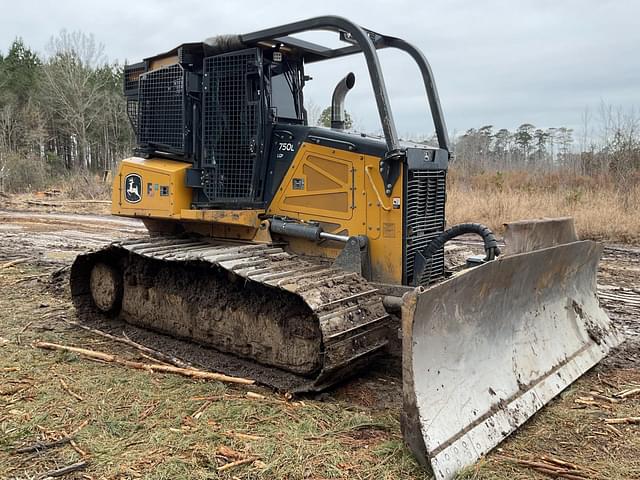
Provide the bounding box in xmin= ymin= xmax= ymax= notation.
xmin=1 ymin=201 xmax=639 ymax=479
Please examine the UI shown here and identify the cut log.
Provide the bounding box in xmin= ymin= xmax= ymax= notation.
xmin=34 ymin=341 xmax=254 ymax=385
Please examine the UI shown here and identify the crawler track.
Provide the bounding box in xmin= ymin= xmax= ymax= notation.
xmin=70 ymin=236 xmax=391 ymax=392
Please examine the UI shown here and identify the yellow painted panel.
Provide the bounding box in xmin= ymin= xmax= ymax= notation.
xmin=307 ymin=155 xmax=349 ymax=183
xmin=268 ymin=142 xmax=404 ymax=284
xmin=179 ymin=209 xmax=262 ymax=228
xmin=285 ymin=192 xmax=349 ymax=212
xmin=273 ymin=144 xmax=354 ymax=221
xmin=112 ymin=157 xmax=192 ymax=219
xmin=303 ymin=164 xmax=341 ymax=191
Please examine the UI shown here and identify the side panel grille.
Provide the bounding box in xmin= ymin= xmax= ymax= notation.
xmin=404 ymin=169 xmax=446 ymax=286
xmin=202 ymin=49 xmax=261 ymax=202
xmin=138 ymin=64 xmax=185 ymax=152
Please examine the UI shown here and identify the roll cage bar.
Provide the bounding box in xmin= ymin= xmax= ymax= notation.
xmin=240 ymin=15 xmax=451 ymax=155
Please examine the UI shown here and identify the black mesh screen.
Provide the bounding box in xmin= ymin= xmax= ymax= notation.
xmin=405 ymin=169 xmax=447 ymax=286
xmin=202 ymin=49 xmax=261 ymax=201
xmin=126 ymin=99 xmax=139 ymax=132
xmin=138 ymin=64 xmax=185 ymax=152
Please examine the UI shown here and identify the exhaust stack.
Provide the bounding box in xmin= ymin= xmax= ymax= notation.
xmin=331 ymin=72 xmax=355 ymax=129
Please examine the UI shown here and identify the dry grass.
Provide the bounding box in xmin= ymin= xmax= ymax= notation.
xmin=447 ymin=169 xmax=640 ymax=243
xmin=0 ymin=171 xmax=112 ymax=214
xmin=56 ymin=171 xmax=111 ymax=200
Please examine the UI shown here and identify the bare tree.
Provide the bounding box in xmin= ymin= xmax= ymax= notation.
xmin=41 ymin=30 xmax=109 ymax=169
xmin=305 ymin=99 xmax=322 ymax=127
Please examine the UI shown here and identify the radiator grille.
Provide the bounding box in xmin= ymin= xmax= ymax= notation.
xmin=202 ymin=49 xmax=260 ymax=201
xmin=138 ymin=64 xmax=185 ymax=152
xmin=404 ymin=169 xmax=446 ymax=286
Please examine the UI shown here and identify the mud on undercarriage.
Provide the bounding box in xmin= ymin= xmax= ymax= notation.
xmin=70 ymin=236 xmax=391 ymax=392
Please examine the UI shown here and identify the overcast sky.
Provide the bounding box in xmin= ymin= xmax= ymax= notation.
xmin=1 ymin=0 xmax=638 ymax=138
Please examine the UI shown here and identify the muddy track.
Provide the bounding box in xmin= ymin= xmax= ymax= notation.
xmin=70 ymin=237 xmax=391 ymax=393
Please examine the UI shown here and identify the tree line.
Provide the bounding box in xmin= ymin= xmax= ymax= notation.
xmin=452 ymin=112 xmax=640 ymax=180
xmin=0 ymin=32 xmax=133 ymax=191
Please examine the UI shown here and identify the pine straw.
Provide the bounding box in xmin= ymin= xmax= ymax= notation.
xmin=0 ymin=267 xmax=421 ymax=480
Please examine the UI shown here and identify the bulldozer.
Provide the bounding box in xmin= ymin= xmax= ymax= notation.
xmin=70 ymin=16 xmax=622 ymax=479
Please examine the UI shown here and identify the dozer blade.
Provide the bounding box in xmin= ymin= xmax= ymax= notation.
xmin=401 ymin=240 xmax=623 ymax=480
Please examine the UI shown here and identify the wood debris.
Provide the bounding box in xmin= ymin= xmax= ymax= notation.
xmin=16 ymin=418 xmax=92 ymax=453
xmin=498 ymin=454 xmax=598 ymax=479
xmin=221 ymin=431 xmax=264 ymax=441
xmin=605 ymin=423 xmax=623 ymax=437
xmin=0 ymin=258 xmax=29 ymax=269
xmin=217 ymin=457 xmax=258 ymax=472
xmin=190 ymin=400 xmax=213 ymax=420
xmin=603 ymin=416 xmax=640 ymax=425
xmin=588 ymin=391 xmax=619 ymax=403
xmin=138 ymin=402 xmax=159 ymax=421
xmin=614 ymin=387 xmax=640 ymax=399
xmin=574 ymin=396 xmax=613 ymax=409
xmin=70 ymin=439 xmax=88 ymax=457
xmin=66 ymin=321 xmax=193 ymax=369
xmin=34 ymin=341 xmax=254 ymax=385
xmin=59 ymin=377 xmax=83 ymax=402
xmin=13 ymin=435 xmax=73 ymax=454
xmin=216 ymin=445 xmax=245 ymax=460
xmin=37 ymin=460 xmax=88 ymax=478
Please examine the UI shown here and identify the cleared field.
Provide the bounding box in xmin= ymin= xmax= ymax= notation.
xmin=0 ymin=207 xmax=639 ymax=480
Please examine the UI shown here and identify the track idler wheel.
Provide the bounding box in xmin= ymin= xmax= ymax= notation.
xmin=89 ymin=262 xmax=123 ymax=314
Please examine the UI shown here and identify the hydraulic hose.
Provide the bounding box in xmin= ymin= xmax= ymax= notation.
xmin=413 ymin=223 xmax=500 ymax=286
xmin=422 ymin=223 xmax=501 ymax=262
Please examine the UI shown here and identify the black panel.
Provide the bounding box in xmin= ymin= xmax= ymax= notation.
xmin=403 ymin=169 xmax=446 ymax=286
xmin=263 ymin=125 xmax=309 ymax=204
xmin=138 ymin=64 xmax=186 ymax=153
xmin=305 ymin=127 xmax=387 ymax=157
xmin=201 ymin=48 xmax=264 ymax=203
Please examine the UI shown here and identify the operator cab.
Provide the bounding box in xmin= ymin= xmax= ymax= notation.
xmin=123 ymin=18 xmax=449 ymax=211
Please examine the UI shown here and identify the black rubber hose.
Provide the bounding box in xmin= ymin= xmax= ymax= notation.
xmin=422 ymin=223 xmax=501 ymax=262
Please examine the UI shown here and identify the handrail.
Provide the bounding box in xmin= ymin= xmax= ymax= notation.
xmin=382 ymin=37 xmax=450 ymax=152
xmin=365 ymin=165 xmax=392 ymax=211
xmin=241 ymin=15 xmax=400 ymax=153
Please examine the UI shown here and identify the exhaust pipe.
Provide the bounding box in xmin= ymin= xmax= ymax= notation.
xmin=331 ymin=72 xmax=355 ymax=129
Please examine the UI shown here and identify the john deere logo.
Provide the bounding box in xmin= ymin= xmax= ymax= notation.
xmin=124 ymin=173 xmax=142 ymax=204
